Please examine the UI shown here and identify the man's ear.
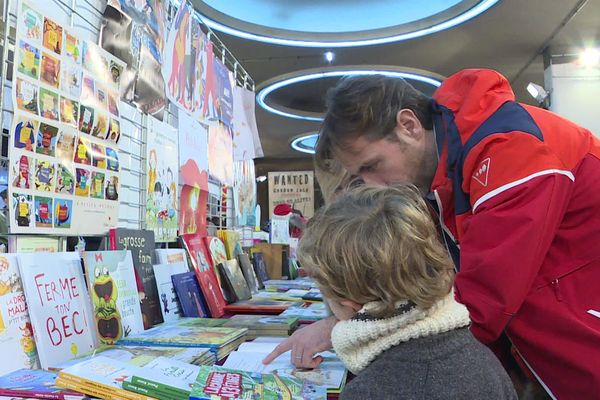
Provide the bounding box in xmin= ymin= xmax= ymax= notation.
xmin=395 ymin=109 xmax=424 ymax=140
xmin=340 ymin=300 xmax=363 ymax=312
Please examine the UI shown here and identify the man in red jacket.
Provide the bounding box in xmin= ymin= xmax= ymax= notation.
xmin=264 ymin=69 xmax=600 ymax=399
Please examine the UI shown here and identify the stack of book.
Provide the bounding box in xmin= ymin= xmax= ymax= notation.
xmin=117 ymin=321 xmax=247 ymax=360
xmin=0 ymin=368 xmax=88 ymax=399
xmin=223 ymin=338 xmax=348 ymax=395
xmin=221 ymin=315 xmax=300 ymax=339
xmin=189 ymin=365 xmax=327 ymax=400
xmin=280 ymin=302 xmax=330 ymax=324
xmin=263 ymin=278 xmax=316 ymax=292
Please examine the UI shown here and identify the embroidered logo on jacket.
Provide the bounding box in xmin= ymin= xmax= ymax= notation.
xmin=473 ymin=158 xmax=491 ymax=186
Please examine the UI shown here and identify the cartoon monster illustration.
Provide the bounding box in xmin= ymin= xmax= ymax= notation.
xmin=20 ymin=322 xmax=38 ymax=368
xmin=92 ymin=265 xmax=122 ymax=344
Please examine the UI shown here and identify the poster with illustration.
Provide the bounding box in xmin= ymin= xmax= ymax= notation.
xmin=232 ymin=84 xmax=261 ymax=160
xmin=105 ymin=175 xmax=119 ymax=201
xmin=10 ymin=2 xmax=124 ymax=235
xmin=61 ymin=63 xmax=82 ymax=97
xmin=34 ymin=196 xmax=53 ymax=228
xmin=64 ymin=31 xmax=81 ymax=64
xmin=207 ymin=122 xmax=234 ymax=186
xmin=12 ymin=155 xmax=33 ymax=190
xmin=11 ymin=193 xmax=33 ymax=228
xmin=90 ymin=171 xmax=105 ymax=199
xmin=233 ymin=160 xmax=257 ymax=227
xmin=163 ymin=1 xmax=207 ymax=117
xmin=35 ymin=122 xmax=58 ymax=156
xmin=214 ymin=59 xmax=233 ymax=127
xmin=55 ymin=129 xmax=76 ymax=162
xmin=40 ymin=52 xmax=60 ymax=88
xmin=15 ymin=77 xmax=39 ymax=115
xmin=38 ymin=87 xmax=59 ymax=120
xmin=34 ymin=160 xmax=55 ymax=192
xmin=100 ymin=1 xmax=166 ymax=120
xmin=13 ymin=116 xmax=37 ymax=151
xmin=202 ymin=41 xmax=217 ymax=121
xmin=75 ymin=168 xmax=90 ymax=197
xmin=20 ymin=4 xmax=42 ymax=44
xmin=17 ymin=40 xmax=40 ymax=80
xmin=53 ymin=198 xmax=73 ymax=228
xmin=59 ymin=96 xmax=79 ymax=126
xmin=146 ymin=117 xmax=178 ymax=242
xmin=55 ymin=164 xmax=75 ymax=195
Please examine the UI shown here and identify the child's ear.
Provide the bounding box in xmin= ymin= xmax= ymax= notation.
xmin=340 ymin=300 xmax=363 ymax=312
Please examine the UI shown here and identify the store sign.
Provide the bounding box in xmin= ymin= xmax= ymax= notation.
xmin=268 ymin=171 xmax=314 ymax=218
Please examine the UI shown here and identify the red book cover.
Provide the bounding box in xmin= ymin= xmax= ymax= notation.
xmin=224 ymin=298 xmax=296 ymax=314
xmin=181 ymin=233 xmax=226 ymax=317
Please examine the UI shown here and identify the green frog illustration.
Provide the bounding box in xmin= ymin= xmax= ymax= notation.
xmin=92 ymin=265 xmax=122 ymax=344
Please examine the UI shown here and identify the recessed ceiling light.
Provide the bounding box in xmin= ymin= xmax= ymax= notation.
xmin=197 ymin=0 xmax=500 ymax=48
xmin=257 ymin=68 xmax=443 ymax=121
xmin=325 ymin=51 xmax=334 ymax=63
xmin=579 ymin=48 xmax=600 ymax=67
xmin=290 ymin=133 xmax=320 ymax=154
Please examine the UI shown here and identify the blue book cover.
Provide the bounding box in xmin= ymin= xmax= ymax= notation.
xmin=0 ymin=368 xmax=87 ymax=399
xmin=172 ymin=272 xmax=209 ymax=318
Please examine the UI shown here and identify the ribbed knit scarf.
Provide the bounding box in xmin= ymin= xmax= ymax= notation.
xmin=331 ymin=292 xmax=471 ymax=374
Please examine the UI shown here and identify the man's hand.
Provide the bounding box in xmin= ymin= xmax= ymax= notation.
xmin=262 ymin=315 xmax=338 ymax=369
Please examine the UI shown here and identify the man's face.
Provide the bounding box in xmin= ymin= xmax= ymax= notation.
xmin=334 ymin=110 xmax=437 ymax=192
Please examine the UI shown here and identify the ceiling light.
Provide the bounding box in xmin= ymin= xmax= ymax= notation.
xmin=256 ymin=175 xmax=267 ymax=182
xmin=257 ymin=69 xmax=443 ymax=121
xmin=579 ymin=48 xmax=600 ymax=67
xmin=325 ymin=51 xmax=334 ymax=63
xmin=527 ymin=83 xmax=548 ymax=103
xmin=198 ymin=0 xmax=500 ymax=48
xmin=290 ymin=133 xmax=319 ymax=154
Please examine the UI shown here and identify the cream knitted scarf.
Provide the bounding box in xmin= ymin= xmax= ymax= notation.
xmin=331 ymin=292 xmax=471 ymax=374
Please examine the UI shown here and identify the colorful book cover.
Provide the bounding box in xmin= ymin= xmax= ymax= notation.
xmin=189 ymin=365 xmax=327 ymax=400
xmin=252 ymin=253 xmax=269 ymax=286
xmin=117 ymin=323 xmax=247 ymax=349
xmin=172 ymin=271 xmax=209 ymax=318
xmin=181 ymin=234 xmax=226 ymax=318
xmin=17 ymin=252 xmax=96 ymax=370
xmin=131 ymin=356 xmax=200 ymax=395
xmin=205 ymin=236 xmax=227 ymax=269
xmin=110 ymin=228 xmax=163 ymax=328
xmin=53 ymin=345 xmax=214 ymax=370
xmin=176 ymin=317 xmax=229 ymax=328
xmin=218 ymin=260 xmax=252 ymax=302
xmin=153 ymin=261 xmax=189 ymax=323
xmin=238 ymin=253 xmax=259 ymax=294
xmin=0 ymin=254 xmax=40 ymax=375
xmin=0 ymin=368 xmax=87 ymax=400
xmin=155 ymin=248 xmax=189 ymax=268
xmin=9 ymin=235 xmax=61 ymax=253
xmin=57 ymin=356 xmax=155 ymax=400
xmin=83 ymin=251 xmax=144 ymax=344
xmin=222 ymin=315 xmax=299 ymax=332
xmin=224 ymin=298 xmax=296 ymax=314
xmin=280 ymin=303 xmax=329 ymax=322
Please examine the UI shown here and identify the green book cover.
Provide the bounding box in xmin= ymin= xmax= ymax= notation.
xmin=176 ymin=317 xmax=229 ymax=328
xmin=117 ymin=323 xmax=247 ymax=348
xmin=189 ymin=365 xmax=327 ymax=400
xmin=124 ymin=380 xmax=183 ymax=400
xmin=223 ymin=314 xmax=299 ymax=331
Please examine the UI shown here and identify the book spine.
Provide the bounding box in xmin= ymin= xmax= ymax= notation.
xmin=109 ymin=228 xmax=117 ymax=250
xmin=58 ymin=373 xmax=156 ymax=400
xmin=130 ymin=376 xmax=189 ymax=398
xmin=122 ymin=381 xmax=180 ymax=400
xmin=55 ymin=377 xmax=113 ymax=400
xmin=0 ymin=389 xmax=76 ymax=400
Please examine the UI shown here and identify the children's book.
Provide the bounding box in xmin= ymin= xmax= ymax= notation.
xmin=0 ymin=254 xmax=40 ymax=375
xmin=217 ymin=259 xmax=252 ymax=303
xmin=224 ymin=341 xmax=347 ymax=394
xmin=217 ymin=230 xmax=241 ymax=260
xmin=172 ymin=271 xmax=209 ymax=318
xmin=181 ymin=234 xmax=226 ymax=318
xmin=0 ymin=368 xmax=87 ymax=400
xmin=109 ymin=228 xmax=163 ymax=329
xmin=280 ymin=302 xmax=329 ymax=323
xmin=224 ymin=297 xmax=297 ymax=314
xmin=301 ymin=288 xmax=323 ymax=302
xmin=222 ymin=315 xmax=299 ymax=339
xmin=263 ymin=278 xmax=315 ymax=292
xmin=117 ymin=323 xmax=247 ymax=349
xmin=189 ymin=365 xmax=327 ymax=400
xmin=53 ymin=344 xmax=214 ymax=370
xmin=238 ymin=253 xmax=259 ymax=294
xmin=57 ymin=356 xmax=155 ymax=400
xmin=252 ymin=252 xmax=269 ymax=287
xmin=17 ymin=252 xmax=96 ymax=370
xmin=83 ymin=250 xmax=144 ymax=344
xmin=127 ymin=356 xmax=200 ymax=399
xmin=153 ymin=261 xmax=189 ymax=323
xmin=204 ymin=236 xmax=228 ymax=279
xmin=155 ymin=248 xmax=189 ymax=268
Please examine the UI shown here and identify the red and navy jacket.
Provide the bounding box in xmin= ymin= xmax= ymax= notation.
xmin=431 ymin=69 xmax=600 ymax=399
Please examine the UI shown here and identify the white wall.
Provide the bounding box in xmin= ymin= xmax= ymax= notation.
xmin=546 ymin=62 xmax=600 ymax=136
